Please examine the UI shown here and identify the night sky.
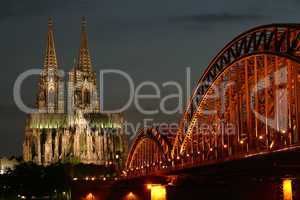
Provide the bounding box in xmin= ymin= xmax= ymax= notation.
xmin=1 ymin=0 xmax=300 ymax=156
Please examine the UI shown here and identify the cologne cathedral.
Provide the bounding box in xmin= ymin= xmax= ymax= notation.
xmin=23 ymin=18 xmax=128 ymax=166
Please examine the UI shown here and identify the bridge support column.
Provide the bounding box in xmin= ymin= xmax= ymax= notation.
xmin=283 ymin=179 xmax=293 ymax=200
xmin=147 ymin=184 xmax=167 ymax=200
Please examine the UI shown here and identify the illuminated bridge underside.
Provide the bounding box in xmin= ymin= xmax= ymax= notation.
xmin=126 ymin=24 xmax=300 ymax=176
xmin=126 ymin=128 xmax=171 ymax=174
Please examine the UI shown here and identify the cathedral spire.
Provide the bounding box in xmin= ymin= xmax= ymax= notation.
xmin=37 ymin=18 xmax=64 ymax=113
xmin=77 ymin=16 xmax=92 ymax=71
xmin=43 ymin=17 xmax=58 ymax=69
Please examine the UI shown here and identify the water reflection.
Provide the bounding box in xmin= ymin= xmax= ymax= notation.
xmin=82 ymin=193 xmax=96 ymax=200
xmin=125 ymin=192 xmax=137 ymax=200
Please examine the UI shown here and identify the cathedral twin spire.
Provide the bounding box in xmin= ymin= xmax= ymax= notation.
xmin=43 ymin=17 xmax=91 ymax=71
xmin=77 ymin=17 xmax=92 ymax=72
xmin=37 ymin=17 xmax=99 ymax=114
xmin=43 ymin=18 xmax=58 ymax=70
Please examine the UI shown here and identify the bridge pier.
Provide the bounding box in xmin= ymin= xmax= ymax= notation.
xmin=283 ymin=179 xmax=293 ymax=200
xmin=74 ymin=176 xmax=300 ymax=200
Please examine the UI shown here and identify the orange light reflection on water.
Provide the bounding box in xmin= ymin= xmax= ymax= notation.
xmin=82 ymin=193 xmax=96 ymax=200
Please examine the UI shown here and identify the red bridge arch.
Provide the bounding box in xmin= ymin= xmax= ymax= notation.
xmin=125 ymin=128 xmax=172 ymax=175
xmin=172 ymin=24 xmax=300 ymax=159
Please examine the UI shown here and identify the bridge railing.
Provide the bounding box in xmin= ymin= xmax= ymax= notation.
xmin=123 ymin=144 xmax=300 ymax=178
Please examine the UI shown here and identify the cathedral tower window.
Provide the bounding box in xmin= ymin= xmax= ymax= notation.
xmin=83 ymin=89 xmax=90 ymax=105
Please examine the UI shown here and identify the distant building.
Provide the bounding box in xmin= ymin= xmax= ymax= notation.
xmin=0 ymin=157 xmax=19 ymax=174
xmin=23 ymin=18 xmax=128 ymax=166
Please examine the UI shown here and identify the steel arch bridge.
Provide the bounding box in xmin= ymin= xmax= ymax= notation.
xmin=125 ymin=128 xmax=172 ymax=175
xmin=125 ymin=24 xmax=300 ymax=176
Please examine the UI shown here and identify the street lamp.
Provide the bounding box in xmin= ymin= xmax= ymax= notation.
xmin=115 ymin=152 xmax=121 ymax=172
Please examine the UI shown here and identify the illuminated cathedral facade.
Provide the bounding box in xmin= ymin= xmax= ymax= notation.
xmin=23 ymin=18 xmax=128 ymax=166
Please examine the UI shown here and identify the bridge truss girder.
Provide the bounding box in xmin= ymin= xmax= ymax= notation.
xmin=172 ymin=24 xmax=300 ymax=160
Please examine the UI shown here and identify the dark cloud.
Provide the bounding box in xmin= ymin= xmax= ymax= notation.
xmin=168 ymin=13 xmax=266 ymax=24
xmin=0 ymin=104 xmax=20 ymax=114
xmin=0 ymin=0 xmax=58 ymax=19
xmin=0 ymin=0 xmax=94 ymax=20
